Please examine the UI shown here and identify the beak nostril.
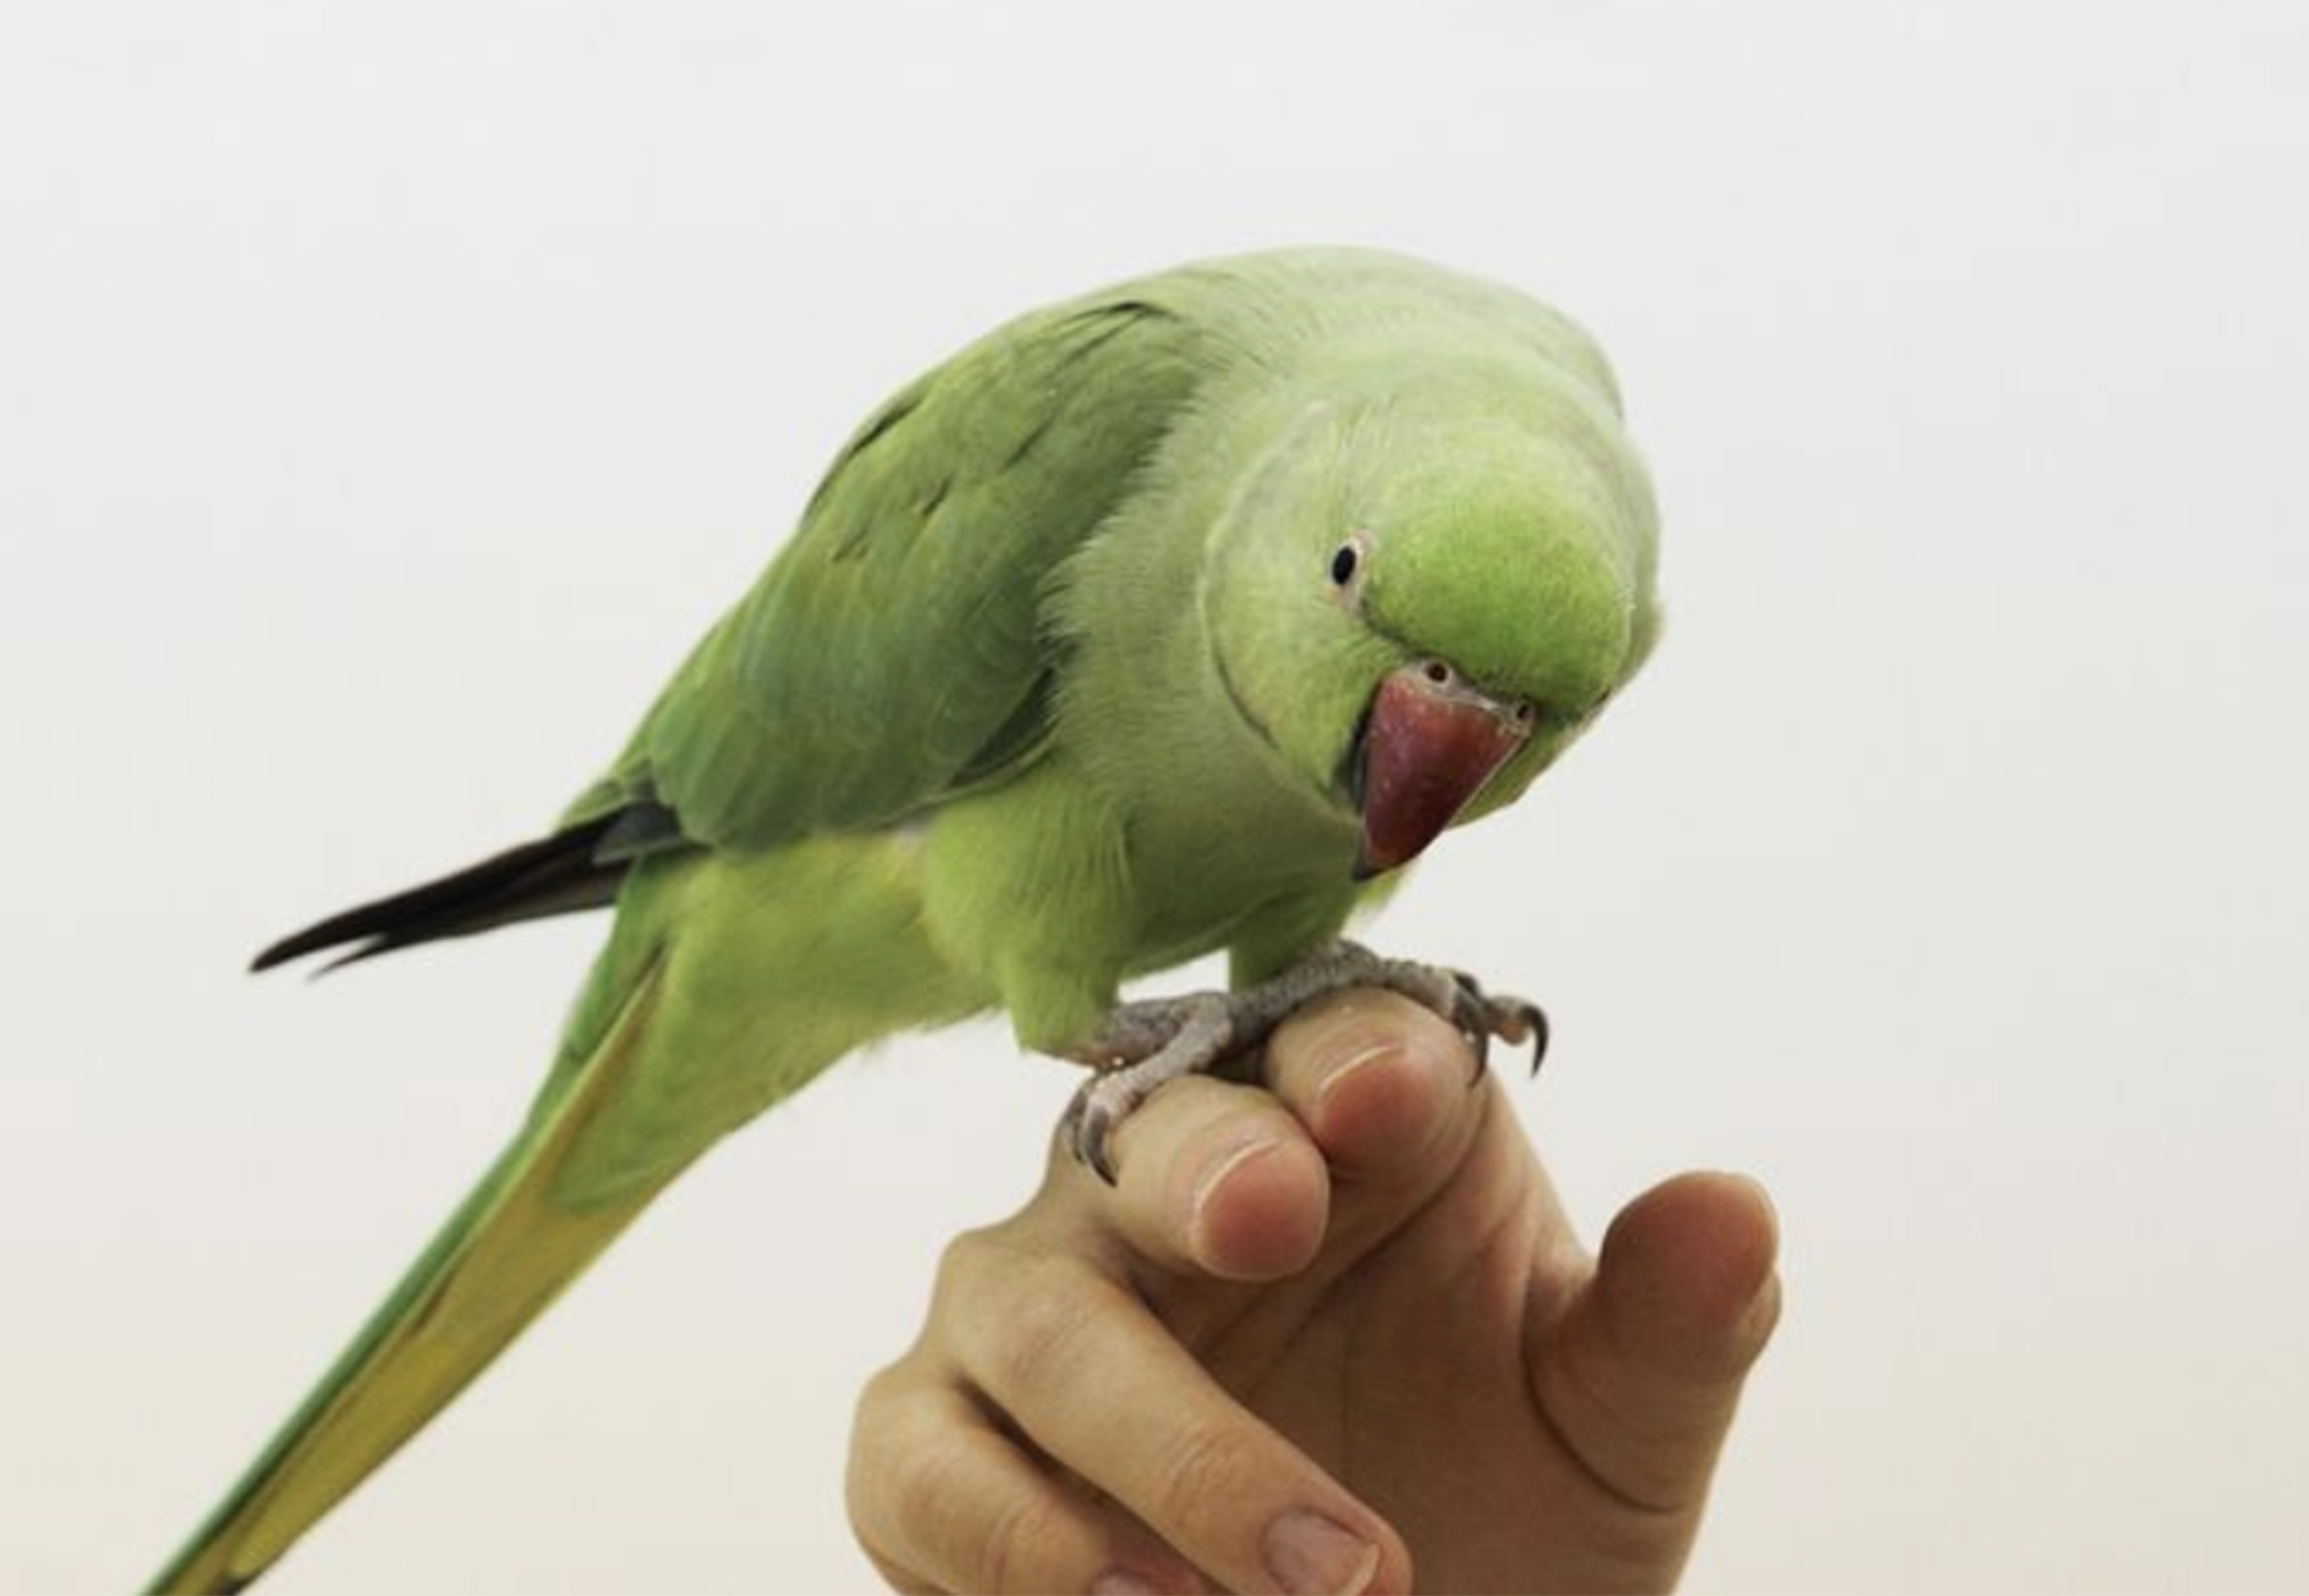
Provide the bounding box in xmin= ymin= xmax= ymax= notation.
xmin=1514 ymin=702 xmax=1537 ymax=725
xmin=1423 ymin=659 xmax=1452 ymax=686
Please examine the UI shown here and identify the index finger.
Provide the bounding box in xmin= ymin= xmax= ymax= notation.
xmin=1079 ymin=991 xmax=1488 ymax=1290
xmin=1262 ymin=990 xmax=1482 ymax=1184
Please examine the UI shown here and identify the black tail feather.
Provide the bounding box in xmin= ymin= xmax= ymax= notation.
xmin=252 ymin=812 xmax=639 ymax=973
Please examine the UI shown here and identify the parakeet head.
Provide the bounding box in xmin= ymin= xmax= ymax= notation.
xmin=1207 ymin=368 xmax=1659 ymax=877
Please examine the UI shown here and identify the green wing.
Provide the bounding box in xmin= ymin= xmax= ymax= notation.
xmin=575 ymin=290 xmax=1215 ymax=850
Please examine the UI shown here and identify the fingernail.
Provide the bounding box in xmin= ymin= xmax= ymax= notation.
xmin=1262 ymin=1509 xmax=1380 ymax=1595
xmin=1294 ymin=992 xmax=1391 ymax=1064
xmin=1090 ymin=1569 xmax=1166 ymax=1596
xmin=1735 ymin=1269 xmax=1785 ymax=1346
xmin=1310 ymin=1037 xmax=1395 ymax=1118
xmin=1188 ymin=1135 xmax=1281 ymax=1235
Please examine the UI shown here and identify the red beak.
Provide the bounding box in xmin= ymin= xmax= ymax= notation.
xmin=1352 ymin=661 xmax=1532 ymax=878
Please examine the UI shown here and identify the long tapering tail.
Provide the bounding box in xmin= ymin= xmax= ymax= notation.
xmin=157 ymin=827 xmax=980 ymax=1590
xmin=149 ymin=957 xmax=676 ymax=1593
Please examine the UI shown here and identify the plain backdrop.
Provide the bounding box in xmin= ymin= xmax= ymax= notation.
xmin=5 ymin=5 xmax=2306 ymax=1591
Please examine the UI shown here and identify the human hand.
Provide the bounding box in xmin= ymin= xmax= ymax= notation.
xmin=848 ymin=990 xmax=1781 ymax=1593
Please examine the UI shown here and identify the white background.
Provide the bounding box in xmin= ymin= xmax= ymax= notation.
xmin=6 ymin=5 xmax=2306 ymax=1591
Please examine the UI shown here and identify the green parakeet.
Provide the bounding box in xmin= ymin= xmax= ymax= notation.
xmin=150 ymin=247 xmax=1659 ymax=1591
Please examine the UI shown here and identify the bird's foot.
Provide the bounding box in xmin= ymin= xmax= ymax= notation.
xmin=1057 ymin=939 xmax=1547 ymax=1182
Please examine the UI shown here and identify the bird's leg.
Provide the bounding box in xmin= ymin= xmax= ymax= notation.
xmin=1057 ymin=995 xmax=1238 ymax=1185
xmin=1058 ymin=939 xmax=1547 ymax=1182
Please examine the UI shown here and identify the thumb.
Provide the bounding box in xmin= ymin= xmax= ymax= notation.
xmin=1532 ymin=1171 xmax=1783 ymax=1513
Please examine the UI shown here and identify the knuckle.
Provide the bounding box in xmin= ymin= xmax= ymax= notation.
xmin=865 ymin=1430 xmax=976 ymax=1558
xmin=930 ymin=1224 xmax=997 ymax=1306
xmin=851 ymin=1358 xmax=913 ymax=1426
xmin=934 ymin=1223 xmax=1058 ymax=1329
xmin=973 ymin=1485 xmax=1071 ymax=1594
xmin=1143 ymin=1410 xmax=1265 ymax=1540
xmin=884 ymin=1434 xmax=964 ymax=1539
xmin=855 ymin=1430 xmax=1070 ymax=1596
xmin=982 ymin=1266 xmax=1092 ymax=1394
xmin=842 ymin=1379 xmax=913 ymax=1537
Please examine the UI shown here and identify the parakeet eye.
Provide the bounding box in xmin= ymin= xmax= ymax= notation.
xmin=1328 ymin=533 xmax=1373 ymax=606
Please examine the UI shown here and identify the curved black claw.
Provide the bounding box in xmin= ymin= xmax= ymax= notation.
xmin=1426 ymin=965 xmax=1548 ymax=1083
xmin=1517 ymin=1001 xmax=1551 ymax=1076
xmin=1055 ymin=993 xmax=1237 ymax=1184
xmin=1059 ymin=1078 xmax=1122 ymax=1185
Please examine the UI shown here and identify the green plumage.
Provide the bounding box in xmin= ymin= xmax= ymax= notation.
xmin=152 ymin=247 xmax=1660 ymax=1591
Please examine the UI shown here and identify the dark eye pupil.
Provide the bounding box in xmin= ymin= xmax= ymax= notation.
xmin=1329 ymin=544 xmax=1359 ymax=584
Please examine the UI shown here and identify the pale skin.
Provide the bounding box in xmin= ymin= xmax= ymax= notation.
xmin=848 ymin=991 xmax=1783 ymax=1594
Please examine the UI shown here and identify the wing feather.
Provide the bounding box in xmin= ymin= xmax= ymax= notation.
xmin=631 ymin=295 xmax=1213 ymax=848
